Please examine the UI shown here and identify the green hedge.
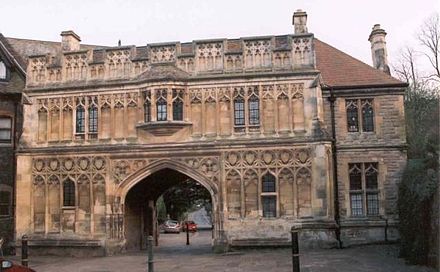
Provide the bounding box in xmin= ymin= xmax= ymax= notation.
xmin=398 ymin=158 xmax=438 ymax=265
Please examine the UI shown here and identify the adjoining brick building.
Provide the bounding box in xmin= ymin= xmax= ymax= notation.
xmin=4 ymin=11 xmax=407 ymax=255
xmin=0 ymin=34 xmax=28 ymax=254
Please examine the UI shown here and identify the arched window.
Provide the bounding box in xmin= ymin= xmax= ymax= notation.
xmin=248 ymin=95 xmax=260 ymax=126
xmin=261 ymin=172 xmax=276 ymax=218
xmin=88 ymin=104 xmax=98 ymax=135
xmin=76 ymin=105 xmax=85 ymax=133
xmin=144 ymin=101 xmax=151 ymax=122
xmin=346 ymin=99 xmax=359 ymax=132
xmin=157 ymin=97 xmax=167 ymax=121
xmin=262 ymin=173 xmax=276 ymax=192
xmin=361 ymin=99 xmax=374 ymax=132
xmin=63 ymin=179 xmax=75 ymax=207
xmin=173 ymin=98 xmax=183 ymax=121
xmin=0 ymin=61 xmax=6 ymax=80
xmin=233 ymin=96 xmax=245 ymax=126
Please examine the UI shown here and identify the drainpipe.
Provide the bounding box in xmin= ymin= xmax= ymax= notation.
xmin=12 ymin=97 xmax=19 ymax=254
xmin=329 ymin=89 xmax=343 ymax=249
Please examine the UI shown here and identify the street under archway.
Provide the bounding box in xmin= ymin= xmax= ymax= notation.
xmin=124 ymin=167 xmax=214 ymax=251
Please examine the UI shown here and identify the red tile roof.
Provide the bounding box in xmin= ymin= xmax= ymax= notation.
xmin=314 ymin=39 xmax=406 ymax=88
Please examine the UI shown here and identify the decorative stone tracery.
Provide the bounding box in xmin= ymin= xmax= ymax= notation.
xmin=31 ymin=156 xmax=107 ymax=235
xmin=223 ymin=148 xmax=313 ymax=219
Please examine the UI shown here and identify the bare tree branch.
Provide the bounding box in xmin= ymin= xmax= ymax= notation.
xmin=418 ymin=13 xmax=440 ymax=81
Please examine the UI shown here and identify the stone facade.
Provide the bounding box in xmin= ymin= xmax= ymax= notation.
xmin=9 ymin=11 xmax=407 ymax=255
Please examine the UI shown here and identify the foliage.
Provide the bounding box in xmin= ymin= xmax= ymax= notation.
xmin=161 ymin=178 xmax=211 ymax=221
xmin=395 ymin=13 xmax=439 ymax=267
xmin=398 ymin=158 xmax=438 ymax=264
xmin=156 ymin=196 xmax=168 ymax=224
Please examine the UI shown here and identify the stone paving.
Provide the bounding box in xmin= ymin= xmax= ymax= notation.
xmin=9 ymin=231 xmax=436 ymax=272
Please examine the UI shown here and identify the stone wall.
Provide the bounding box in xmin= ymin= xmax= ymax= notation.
xmin=25 ymin=34 xmax=315 ymax=87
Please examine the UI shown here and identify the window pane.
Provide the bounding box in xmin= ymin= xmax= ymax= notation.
xmin=361 ymin=99 xmax=374 ymax=132
xmin=0 ymin=61 xmax=6 ymax=79
xmin=0 ymin=130 xmax=11 ymax=140
xmin=248 ymin=97 xmax=260 ymax=125
xmin=346 ymin=100 xmax=359 ymax=132
xmin=63 ymin=180 xmax=75 ymax=207
xmin=262 ymin=196 xmax=276 ymax=218
xmin=144 ymin=102 xmax=151 ymax=122
xmin=367 ymin=193 xmax=379 ymax=215
xmin=262 ymin=173 xmax=276 ymax=192
xmin=234 ymin=98 xmax=245 ymax=126
xmin=88 ymin=106 xmax=98 ymax=133
xmin=157 ymin=98 xmax=167 ymax=121
xmin=349 ymin=163 xmax=362 ymax=190
xmin=0 ymin=191 xmax=10 ymax=204
xmin=0 ymin=191 xmax=10 ymax=216
xmin=365 ymin=163 xmax=378 ymax=189
xmin=350 ymin=193 xmax=363 ymax=216
xmin=0 ymin=118 xmax=12 ymax=128
xmin=76 ymin=106 xmax=85 ymax=133
xmin=173 ymin=99 xmax=183 ymax=121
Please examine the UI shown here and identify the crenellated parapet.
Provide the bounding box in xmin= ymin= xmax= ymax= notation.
xmin=25 ymin=34 xmax=315 ymax=88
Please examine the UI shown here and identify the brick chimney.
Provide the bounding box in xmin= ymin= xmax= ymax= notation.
xmin=368 ymin=24 xmax=390 ymax=75
xmin=61 ymin=30 xmax=81 ymax=52
xmin=292 ymin=9 xmax=308 ymax=34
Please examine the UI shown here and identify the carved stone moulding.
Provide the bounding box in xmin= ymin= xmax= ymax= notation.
xmin=136 ymin=121 xmax=192 ymax=136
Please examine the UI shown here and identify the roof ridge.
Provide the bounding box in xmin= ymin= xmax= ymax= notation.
xmin=0 ymin=33 xmax=27 ymax=75
xmin=5 ymin=36 xmax=105 ymax=49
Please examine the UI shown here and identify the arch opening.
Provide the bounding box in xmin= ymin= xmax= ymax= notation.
xmin=123 ymin=167 xmax=215 ymax=251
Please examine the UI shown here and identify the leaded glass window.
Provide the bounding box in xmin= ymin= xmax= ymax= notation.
xmin=63 ymin=179 xmax=75 ymax=207
xmin=172 ymin=89 xmax=184 ymax=121
xmin=346 ymin=99 xmax=359 ymax=132
xmin=348 ymin=162 xmax=380 ymax=216
xmin=157 ymin=97 xmax=167 ymax=121
xmin=262 ymin=196 xmax=276 ymax=218
xmin=234 ymin=97 xmax=245 ymax=126
xmin=350 ymin=193 xmax=363 ymax=216
xmin=76 ymin=105 xmax=85 ymax=133
xmin=361 ymin=99 xmax=374 ymax=132
xmin=346 ymin=98 xmax=375 ymax=132
xmin=144 ymin=101 xmax=151 ymax=122
xmin=88 ymin=105 xmax=98 ymax=134
xmin=262 ymin=173 xmax=276 ymax=192
xmin=248 ymin=95 xmax=260 ymax=126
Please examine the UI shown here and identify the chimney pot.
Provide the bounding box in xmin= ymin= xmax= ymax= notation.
xmin=293 ymin=10 xmax=308 ymax=34
xmin=368 ymin=24 xmax=390 ymax=75
xmin=61 ymin=30 xmax=81 ymax=52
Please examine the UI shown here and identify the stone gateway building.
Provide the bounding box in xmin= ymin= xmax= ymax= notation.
xmin=7 ymin=11 xmax=407 ymax=255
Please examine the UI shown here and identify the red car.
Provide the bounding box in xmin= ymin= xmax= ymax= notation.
xmin=181 ymin=221 xmax=197 ymax=232
xmin=0 ymin=259 xmax=36 ymax=272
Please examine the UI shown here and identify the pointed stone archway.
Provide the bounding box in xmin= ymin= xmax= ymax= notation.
xmin=114 ymin=158 xmax=225 ymax=251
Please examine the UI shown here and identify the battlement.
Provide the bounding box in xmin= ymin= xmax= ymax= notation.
xmin=25 ymin=33 xmax=315 ymax=88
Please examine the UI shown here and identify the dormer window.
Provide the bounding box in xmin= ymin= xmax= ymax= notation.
xmin=0 ymin=61 xmax=6 ymax=80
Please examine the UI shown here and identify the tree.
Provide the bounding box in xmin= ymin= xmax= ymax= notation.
xmin=418 ymin=13 xmax=440 ymax=82
xmin=394 ymin=13 xmax=439 ymax=267
xmin=161 ymin=178 xmax=211 ymax=221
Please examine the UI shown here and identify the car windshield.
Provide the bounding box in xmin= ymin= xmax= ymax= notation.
xmin=166 ymin=220 xmax=178 ymax=225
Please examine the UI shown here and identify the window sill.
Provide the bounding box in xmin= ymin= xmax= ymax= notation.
xmin=136 ymin=121 xmax=192 ymax=136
